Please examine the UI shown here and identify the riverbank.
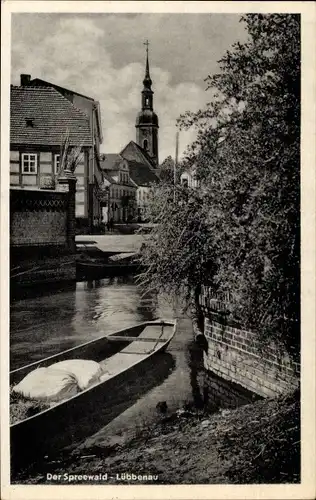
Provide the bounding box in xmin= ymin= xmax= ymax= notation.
xmin=10 ymin=255 xmax=76 ymax=291
xmin=16 ymin=389 xmax=299 ymax=485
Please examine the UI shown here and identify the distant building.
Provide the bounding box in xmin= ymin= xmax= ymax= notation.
xmin=180 ymin=166 xmax=200 ymax=188
xmin=106 ymin=142 xmax=159 ymax=222
xmin=100 ymin=154 xmax=136 ymax=223
xmin=11 ymin=75 xmax=104 ymax=231
xmin=103 ymin=44 xmax=160 ymax=222
xmin=120 ymin=142 xmax=159 ymax=221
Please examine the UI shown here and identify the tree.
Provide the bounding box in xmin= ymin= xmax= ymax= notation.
xmin=139 ymin=14 xmax=300 ymax=355
xmin=58 ymin=129 xmax=83 ymax=175
xmin=158 ymin=156 xmax=175 ymax=184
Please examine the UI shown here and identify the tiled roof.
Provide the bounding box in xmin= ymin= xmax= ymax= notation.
xmin=127 ymin=160 xmax=160 ymax=187
xmin=120 ymin=141 xmax=155 ymax=168
xmin=132 ymin=141 xmax=156 ymax=166
xmin=29 ymin=78 xmax=104 ymax=144
xmin=10 ymin=86 xmax=92 ymax=146
xmin=30 ymin=78 xmax=95 ymax=102
xmin=100 ymin=154 xmax=122 ymax=171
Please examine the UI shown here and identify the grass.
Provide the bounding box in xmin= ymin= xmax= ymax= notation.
xmin=10 ymin=385 xmax=51 ymax=425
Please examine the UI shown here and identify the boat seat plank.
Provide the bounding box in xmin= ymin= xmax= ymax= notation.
xmin=99 ymin=325 xmax=174 ymax=379
xmin=138 ymin=325 xmax=169 ymax=339
xmin=107 ymin=325 xmax=174 ymax=345
xmin=121 ymin=325 xmax=173 ymax=354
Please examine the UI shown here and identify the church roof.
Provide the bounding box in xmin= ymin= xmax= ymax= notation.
xmin=120 ymin=141 xmax=155 ymax=168
xmin=101 ymin=142 xmax=159 ymax=187
xmin=10 ymin=86 xmax=92 ymax=146
xmin=127 ymin=160 xmax=160 ymax=187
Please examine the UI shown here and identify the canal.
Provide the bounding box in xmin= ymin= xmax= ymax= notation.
xmin=10 ymin=276 xmax=255 ymax=453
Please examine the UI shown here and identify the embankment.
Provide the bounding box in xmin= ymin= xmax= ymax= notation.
xmin=16 ymin=390 xmax=300 ymax=485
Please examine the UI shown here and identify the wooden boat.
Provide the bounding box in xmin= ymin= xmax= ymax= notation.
xmin=10 ymin=319 xmax=177 ymax=474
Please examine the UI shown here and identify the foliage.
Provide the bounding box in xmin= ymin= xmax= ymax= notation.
xmin=139 ymin=14 xmax=300 ymax=354
xmin=139 ymin=184 xmax=215 ymax=299
xmin=158 ymin=155 xmax=176 ymax=184
xmin=59 ymin=128 xmax=83 ymax=174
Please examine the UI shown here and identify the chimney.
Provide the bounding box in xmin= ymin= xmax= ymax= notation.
xmin=20 ymin=74 xmax=31 ymax=86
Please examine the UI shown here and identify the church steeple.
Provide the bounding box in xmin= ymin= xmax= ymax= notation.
xmin=136 ymin=40 xmax=159 ymax=167
xmin=141 ymin=40 xmax=153 ymax=110
xmin=143 ymin=40 xmax=152 ymax=90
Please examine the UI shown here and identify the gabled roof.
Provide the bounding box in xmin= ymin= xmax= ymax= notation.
xmin=10 ymin=86 xmax=92 ymax=146
xmin=29 ymin=78 xmax=95 ymax=102
xmin=100 ymin=153 xmax=123 ymax=171
xmin=29 ymin=77 xmax=103 ymax=144
xmin=120 ymin=141 xmax=155 ymax=168
xmin=127 ymin=160 xmax=160 ymax=187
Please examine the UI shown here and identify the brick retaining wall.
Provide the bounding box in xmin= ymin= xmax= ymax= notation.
xmin=200 ymin=287 xmax=300 ymax=398
xmin=10 ymin=181 xmax=76 ymax=286
xmin=204 ymin=369 xmax=260 ymax=410
xmin=10 ymin=189 xmax=68 ymax=248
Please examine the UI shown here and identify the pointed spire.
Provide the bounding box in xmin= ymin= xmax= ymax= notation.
xmin=143 ymin=39 xmax=152 ymax=89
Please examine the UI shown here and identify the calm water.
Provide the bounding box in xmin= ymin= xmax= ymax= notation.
xmin=10 ymin=276 xmax=176 ymax=370
xmin=10 ymin=276 xmax=253 ymax=452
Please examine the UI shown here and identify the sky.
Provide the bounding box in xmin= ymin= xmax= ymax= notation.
xmin=11 ymin=13 xmax=248 ymax=162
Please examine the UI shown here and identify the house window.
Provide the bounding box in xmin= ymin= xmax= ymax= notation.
xmin=22 ymin=153 xmax=37 ymax=174
xmin=54 ymin=154 xmax=60 ymax=174
xmin=143 ymin=139 xmax=148 ymax=150
xmin=25 ymin=118 xmax=34 ymax=128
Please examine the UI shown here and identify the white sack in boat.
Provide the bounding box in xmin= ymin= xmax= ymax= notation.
xmin=12 ymin=367 xmax=79 ymax=402
xmin=49 ymin=359 xmax=102 ymax=390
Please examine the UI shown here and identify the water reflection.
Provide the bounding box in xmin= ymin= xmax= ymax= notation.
xmin=186 ymin=340 xmax=205 ymax=409
xmin=10 ymin=277 xmax=174 ymax=370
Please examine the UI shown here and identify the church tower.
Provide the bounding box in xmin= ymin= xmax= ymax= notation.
xmin=136 ymin=41 xmax=159 ymax=167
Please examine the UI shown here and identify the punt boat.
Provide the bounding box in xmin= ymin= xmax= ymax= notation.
xmin=10 ymin=319 xmax=177 ymax=474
